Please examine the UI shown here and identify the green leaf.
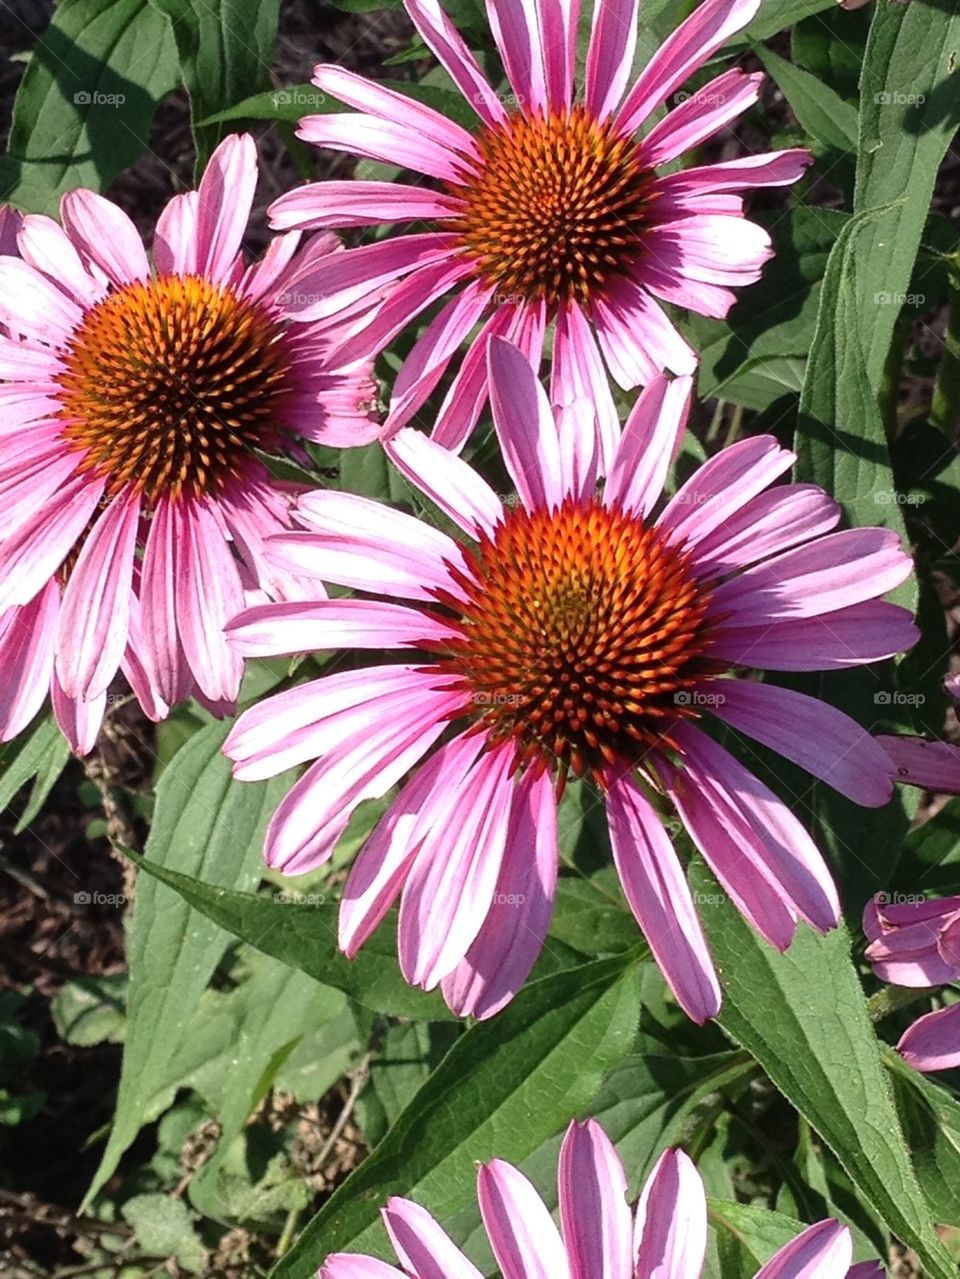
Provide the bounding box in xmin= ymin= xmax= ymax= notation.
xmin=692 ymin=861 xmax=955 ymax=1279
xmin=853 ymin=0 xmax=960 ymax=390
xmin=84 ymin=720 xmax=289 ymax=1207
xmin=269 ymin=953 xmax=642 ymax=1279
xmin=145 ymin=0 xmax=281 ymax=167
xmin=51 ymin=975 xmax=126 ymax=1047
xmin=548 ymin=875 xmax=639 ymax=954
xmin=122 ymin=1194 xmax=206 ymax=1272
xmin=0 ymin=0 xmax=177 ymax=214
xmin=892 ymin=797 xmax=960 ymax=896
xmin=123 ymin=851 xmax=456 ymax=1021
xmin=886 ymin=1047 xmax=960 ymax=1226
xmin=709 ymin=1201 xmax=815 ymax=1276
xmin=0 ymin=714 xmax=70 ymax=828
xmin=742 ymin=0 xmax=835 ymax=42
xmin=757 ymin=46 xmax=857 ymax=152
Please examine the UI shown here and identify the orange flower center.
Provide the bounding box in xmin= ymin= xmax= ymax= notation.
xmin=451 ymin=106 xmax=650 ymax=310
xmin=58 ymin=275 xmax=299 ymax=503
xmin=432 ymin=498 xmax=718 ymax=786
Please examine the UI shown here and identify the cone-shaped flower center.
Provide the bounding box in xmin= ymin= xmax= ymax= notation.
xmin=59 ymin=274 xmax=298 ymax=503
xmin=452 ymin=106 xmax=650 ymax=311
xmin=436 ymin=498 xmax=716 ymax=785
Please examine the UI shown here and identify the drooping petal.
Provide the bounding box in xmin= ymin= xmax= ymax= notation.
xmin=55 ymin=490 xmax=141 ymax=700
xmin=0 ymin=257 xmax=85 ymax=344
xmin=153 ymin=191 xmax=199 ymax=276
xmin=0 ymin=473 xmax=104 ymax=611
xmin=441 ymin=766 xmax=558 ymax=1018
xmin=173 ymin=497 xmax=245 ymax=704
xmin=709 ymin=680 xmax=894 ymax=807
xmin=0 ymin=584 xmax=59 ymax=742
xmin=639 ymin=69 xmax=763 ymax=168
xmin=486 ymin=0 xmax=548 ymax=113
xmin=399 ymin=743 xmax=515 ymax=988
xmin=268 ymin=180 xmax=461 ymax=230
xmin=17 ymin=214 xmax=105 ymax=307
xmin=585 ymin=0 xmax=639 ymax=121
xmin=139 ymin=498 xmax=193 ymax=708
xmin=51 ymin=673 xmax=105 ymax=756
xmin=227 ymin=598 xmax=458 ymax=657
xmin=876 ymin=735 xmax=960 ymax=795
xmin=383 ymin=1197 xmax=486 ymax=1279
xmin=404 ymin=0 xmax=508 ymax=126
xmin=708 ymin=601 xmax=918 ymax=672
xmin=606 ymin=771 xmax=720 ymax=1022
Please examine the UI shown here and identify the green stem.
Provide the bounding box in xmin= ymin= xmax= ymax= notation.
xmin=867 ymin=983 xmax=935 ymax=1023
xmin=930 ymin=262 xmax=960 ymax=437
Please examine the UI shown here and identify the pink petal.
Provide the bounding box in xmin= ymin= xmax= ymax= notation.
xmin=386 ymin=428 xmax=503 ymax=539
xmin=51 ymin=673 xmax=105 ymax=756
xmin=321 ymin=1256 xmax=406 ymax=1279
xmin=227 ymin=598 xmax=458 ymax=656
xmin=644 ymin=214 xmax=773 ymax=288
xmin=604 ymin=373 xmax=692 ymax=517
xmin=339 ymin=732 xmax=486 ymax=957
xmin=299 ymin=113 xmax=470 ymax=184
xmin=17 ymin=214 xmax=105 ymax=308
xmin=477 ymin=1159 xmax=570 ymax=1279
xmin=55 ymin=490 xmax=140 ymax=700
xmin=335 ymin=258 xmax=472 ymax=366
xmin=486 ymin=0 xmax=548 ymax=113
xmin=617 ymin=0 xmax=762 ymax=137
xmin=755 ymin=1221 xmax=852 ymax=1279
xmin=315 ymin=64 xmax=478 ymax=160
xmin=710 ymin=680 xmax=894 ymax=807
xmin=488 ymin=336 xmax=564 ymax=510
xmin=194 ymin=133 xmax=258 ymax=282
xmin=383 ymin=1198 xmax=485 ymax=1279
xmin=0 ymin=474 xmax=104 ymax=611
xmin=384 ymin=280 xmax=494 ymax=434
xmin=153 ymin=191 xmax=199 ymax=276
xmin=876 ymin=735 xmax=960 ymax=795
xmin=606 ymin=772 xmax=721 ymax=1022
xmin=592 ymin=277 xmax=697 ymax=387
xmin=0 ymin=205 xmax=21 ymax=255
xmin=399 ymin=744 xmax=515 ymax=988
xmin=585 ymin=0 xmax=639 ymax=120
xmin=0 ymin=584 xmax=58 ymax=741
xmin=551 ymin=302 xmax=621 ymax=473
xmin=441 ymin=765 xmax=558 ymax=1018
xmin=432 ymin=305 xmax=516 ymax=451
xmin=0 ymin=257 xmax=84 ymax=344
xmin=640 ymin=70 xmax=763 ymax=168
xmin=404 ymin=0 xmax=508 ymax=126
xmin=268 ymin=180 xmax=461 ymax=230
xmin=271 ymin=232 xmax=456 ymax=322
xmin=689 ymin=484 xmax=841 ymax=577
xmin=653 ymin=150 xmax=812 ymax=202
xmin=174 ymin=497 xmax=244 ymax=704
xmin=558 ymin=1120 xmax=632 ymax=1279
xmin=659 ymin=748 xmax=798 ymax=951
xmin=709 ymin=602 xmax=918 ymax=672
xmin=139 ymin=499 xmax=193 ymax=708
xmin=898 ymin=1002 xmax=960 ymax=1073
xmin=60 ymin=189 xmax=149 ymax=285
xmin=540 ymin=0 xmax=579 ymax=109
xmin=263 ymin=679 xmax=457 ymax=874
xmin=634 ymin=1148 xmax=707 ymax=1279
xmin=658 ymin=435 xmax=795 ymax=548
xmin=711 ymin=528 xmax=913 ymax=623
xmin=674 ymin=725 xmax=841 ymax=935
